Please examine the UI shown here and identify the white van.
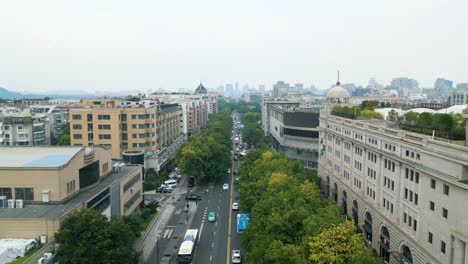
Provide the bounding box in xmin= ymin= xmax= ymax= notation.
xmin=164 ymin=179 xmax=177 ymax=189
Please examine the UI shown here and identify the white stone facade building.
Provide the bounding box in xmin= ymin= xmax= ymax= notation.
xmin=318 ymin=85 xmax=468 ymax=264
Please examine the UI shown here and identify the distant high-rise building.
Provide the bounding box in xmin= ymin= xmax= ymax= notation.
xmin=391 ymin=77 xmax=419 ymax=97
xmin=272 ymin=81 xmax=290 ymax=98
xmin=434 ymin=78 xmax=453 ymax=98
xmin=258 ymin=84 xmax=266 ymax=93
xmin=225 ymin=84 xmax=234 ymax=97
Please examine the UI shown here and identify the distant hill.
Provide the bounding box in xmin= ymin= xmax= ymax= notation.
xmin=0 ymin=87 xmax=26 ymax=100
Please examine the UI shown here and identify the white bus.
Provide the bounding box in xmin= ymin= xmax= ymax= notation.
xmin=176 ymin=229 xmax=199 ymax=263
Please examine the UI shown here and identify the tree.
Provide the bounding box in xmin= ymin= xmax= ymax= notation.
xmin=404 ymin=111 xmax=418 ymax=123
xmin=387 ymin=109 xmax=399 ymax=122
xmin=55 ymin=208 xmax=137 ymax=264
xmin=308 ymin=221 xmax=365 ymax=264
xmin=57 ymin=123 xmax=70 ymax=145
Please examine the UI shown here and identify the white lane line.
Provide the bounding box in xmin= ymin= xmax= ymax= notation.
xmin=210 ymin=255 xmax=212 ymax=262
xmin=212 ymin=242 xmax=214 ymax=248
xmin=199 ymin=221 xmax=205 ymax=240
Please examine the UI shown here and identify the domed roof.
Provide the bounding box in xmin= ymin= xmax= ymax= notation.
xmin=326 ymin=85 xmax=349 ymax=99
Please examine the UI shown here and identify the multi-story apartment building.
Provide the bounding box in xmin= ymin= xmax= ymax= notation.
xmin=0 ymin=145 xmax=142 ymax=241
xmin=70 ymin=103 xmax=156 ymax=159
xmin=29 ymin=105 xmax=69 ymax=138
xmin=0 ymin=111 xmax=50 ymax=146
xmin=448 ymin=87 xmax=468 ymax=106
xmin=262 ymin=99 xmax=320 ymax=169
xmin=318 ymin=85 xmax=468 ymax=264
xmin=156 ymin=103 xmax=181 ymax=148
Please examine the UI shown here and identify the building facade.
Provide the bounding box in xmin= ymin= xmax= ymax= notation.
xmin=0 ymin=145 xmax=142 ymax=241
xmin=262 ymin=99 xmax=320 ymax=169
xmin=0 ymin=111 xmax=50 ymax=146
xmin=318 ymin=101 xmax=468 ymax=263
xmin=448 ymin=88 xmax=468 ymax=106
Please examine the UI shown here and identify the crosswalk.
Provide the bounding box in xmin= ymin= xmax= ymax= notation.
xmin=162 ymin=226 xmax=175 ymax=238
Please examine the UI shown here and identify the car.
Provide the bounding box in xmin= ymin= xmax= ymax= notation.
xmin=232 ymin=202 xmax=239 ymax=210
xmin=232 ymin=250 xmax=241 ymax=263
xmin=223 ymin=183 xmax=229 ymax=190
xmin=208 ymin=211 xmax=216 ymax=222
xmin=185 ymin=194 xmax=202 ymax=201
xmin=227 ymin=168 xmax=231 ymax=174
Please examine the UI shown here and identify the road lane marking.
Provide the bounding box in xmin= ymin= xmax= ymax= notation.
xmin=226 ymin=154 xmax=235 ymax=264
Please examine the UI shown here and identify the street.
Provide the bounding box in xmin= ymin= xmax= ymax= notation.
xmin=147 ymin=112 xmax=244 ymax=264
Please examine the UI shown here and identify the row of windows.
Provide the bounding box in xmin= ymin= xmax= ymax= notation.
xmin=131 ymin=114 xmax=155 ymax=120
xmin=98 ymin=115 xmax=111 ymax=120
xmin=368 ymin=137 xmax=378 ymax=145
xmin=67 ymin=180 xmax=76 ymax=194
xmin=367 ymin=167 xmax=377 ymax=180
xmin=431 ymin=179 xmax=450 ymax=195
xmin=355 ymin=133 xmax=363 ymax=140
xmin=132 ymin=133 xmax=155 ymax=139
xmin=335 ymin=150 xmax=341 ymax=158
xmin=98 ymin=124 xmax=111 ymax=130
xmin=384 ymin=159 xmax=396 ymax=172
xmin=355 ymin=147 xmax=363 ymax=156
xmin=344 ymin=141 xmax=351 ymax=150
xmin=405 ymin=168 xmax=420 ymax=183
xmin=405 ymin=150 xmax=421 ymax=160
xmin=343 ymin=170 xmax=351 ymax=181
xmin=99 ymin=134 xmax=111 ymax=140
xmin=403 ymin=212 xmax=418 ymax=231
xmin=366 ymin=187 xmax=376 ymax=200
xmin=382 ymin=197 xmax=394 ymax=214
xmin=132 ymin=123 xmax=155 ymax=129
xmin=367 ymin=152 xmax=377 ymax=163
xmin=132 ymin=142 xmax=155 ymax=148
xmin=428 ymin=232 xmax=447 ymax=254
xmin=354 ymin=161 xmax=362 ymax=171
xmin=383 ymin=176 xmax=395 ymax=191
xmin=384 ymin=142 xmax=396 ymax=152
xmin=428 ymin=200 xmax=448 ymax=219
xmin=404 ymin=188 xmax=419 ymax=205
xmin=344 ymin=154 xmax=351 ymax=164
xmin=0 ymin=187 xmax=33 ymax=200
xmin=353 ymin=178 xmax=362 ymax=189
xmin=124 ymin=190 xmax=141 ymax=212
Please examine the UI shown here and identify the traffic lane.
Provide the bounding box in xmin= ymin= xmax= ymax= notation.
xmin=193 ymin=184 xmax=230 ymax=264
xmin=230 ymin=188 xmax=242 ymax=260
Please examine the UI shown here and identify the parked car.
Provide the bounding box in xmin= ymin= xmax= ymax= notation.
xmin=208 ymin=211 xmax=216 ymax=222
xmin=232 ymin=250 xmax=241 ymax=263
xmin=223 ymin=183 xmax=229 ymax=191
xmin=232 ymin=202 xmax=239 ymax=210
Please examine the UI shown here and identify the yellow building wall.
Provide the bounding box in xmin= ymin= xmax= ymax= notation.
xmin=119 ymin=166 xmax=143 ymax=216
xmin=0 ymin=218 xmax=61 ymax=241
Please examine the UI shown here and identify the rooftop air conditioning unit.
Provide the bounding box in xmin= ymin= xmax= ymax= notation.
xmin=37 ymin=257 xmax=45 ymax=264
xmin=0 ymin=196 xmax=6 ymax=208
xmin=119 ymin=163 xmax=126 ymax=169
xmin=40 ymin=235 xmax=47 ymax=244
xmin=113 ymin=163 xmax=120 ymax=173
xmin=8 ymin=199 xmax=15 ymax=208
xmin=16 ymin=199 xmax=23 ymax=208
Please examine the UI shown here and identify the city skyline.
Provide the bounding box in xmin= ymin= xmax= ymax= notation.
xmin=1 ymin=0 xmax=467 ymax=93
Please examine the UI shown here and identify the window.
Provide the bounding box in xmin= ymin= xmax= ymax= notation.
xmin=428 ymin=232 xmax=433 ymax=244
xmin=97 ymin=114 xmax=111 ymax=120
xmin=442 ymin=208 xmax=448 ymax=219
xmin=403 ymin=212 xmax=407 ymax=223
xmin=72 ymin=124 xmax=82 ymax=129
xmin=72 ymin=114 xmax=82 ymax=120
xmin=429 ymin=201 xmax=435 ymax=211
xmin=443 ymin=185 xmax=449 ymax=195
xmin=415 ymin=172 xmax=419 ymax=184
xmin=0 ymin=188 xmax=13 ymax=199
xmin=431 ymin=179 xmax=436 ymax=189
xmin=441 ymin=241 xmax=446 ymax=254
xmin=414 ymin=193 xmax=418 ymax=205
xmin=15 ymin=188 xmax=34 ymax=201
xmin=102 ymin=162 xmax=109 ymax=173
xmin=413 ymin=219 xmax=417 ymax=231
xmin=98 ymin=124 xmax=111 ymax=130
xmin=404 ymin=188 xmax=408 ymax=199
xmin=98 ymin=134 xmax=111 ymax=140
xmin=73 ymin=134 xmax=83 ymax=139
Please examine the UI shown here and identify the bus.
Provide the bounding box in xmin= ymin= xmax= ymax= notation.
xmin=237 ymin=214 xmax=250 ymax=233
xmin=176 ymin=229 xmax=199 ymax=264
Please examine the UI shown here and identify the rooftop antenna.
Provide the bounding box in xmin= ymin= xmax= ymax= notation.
xmin=336 ymin=71 xmax=341 ymax=86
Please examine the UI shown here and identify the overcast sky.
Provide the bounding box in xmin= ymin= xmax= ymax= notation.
xmin=0 ymin=0 xmax=467 ymax=93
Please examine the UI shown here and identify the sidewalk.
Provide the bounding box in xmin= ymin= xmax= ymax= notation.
xmin=135 ymin=177 xmax=197 ymax=263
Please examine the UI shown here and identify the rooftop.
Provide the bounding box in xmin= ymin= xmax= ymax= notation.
xmin=0 ymin=165 xmax=140 ymax=219
xmin=0 ymin=147 xmax=83 ymax=168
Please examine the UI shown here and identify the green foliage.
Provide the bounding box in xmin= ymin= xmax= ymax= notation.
xmin=123 ymin=202 xmax=158 ymax=237
xmin=143 ymin=169 xmax=167 ymax=191
xmin=308 ymin=221 xmax=365 ymax=264
xmin=175 ymin=109 xmax=232 ymax=183
xmin=387 ymin=109 xmax=399 ymax=122
xmin=361 ymin=100 xmax=380 ymax=109
xmin=332 ymin=105 xmax=382 ymax=120
xmin=55 ymin=208 xmax=138 ymax=264
xmin=56 ymin=123 xmax=70 ymax=145
xmin=239 ymin=149 xmax=379 ymax=263
xmin=404 ymin=111 xmax=419 ymax=123
xmin=400 ymin=111 xmax=464 ymax=140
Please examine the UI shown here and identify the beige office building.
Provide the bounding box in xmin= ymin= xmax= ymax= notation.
xmin=0 ymin=145 xmax=142 ymax=242
xmin=318 ymin=85 xmax=468 ymax=264
xmin=69 ymin=99 xmax=157 ymax=159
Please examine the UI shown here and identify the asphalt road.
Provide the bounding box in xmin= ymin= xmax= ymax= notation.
xmin=153 ymin=113 xmax=244 ymax=264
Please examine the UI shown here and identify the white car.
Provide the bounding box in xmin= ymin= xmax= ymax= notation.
xmin=232 ymin=250 xmax=241 ymax=263
xmin=223 ymin=183 xmax=229 ymax=190
xmin=232 ymin=202 xmax=239 ymax=210
xmin=227 ymin=168 xmax=231 ymax=174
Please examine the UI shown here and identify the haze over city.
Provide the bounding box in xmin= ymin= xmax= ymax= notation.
xmin=1 ymin=0 xmax=467 ymax=93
